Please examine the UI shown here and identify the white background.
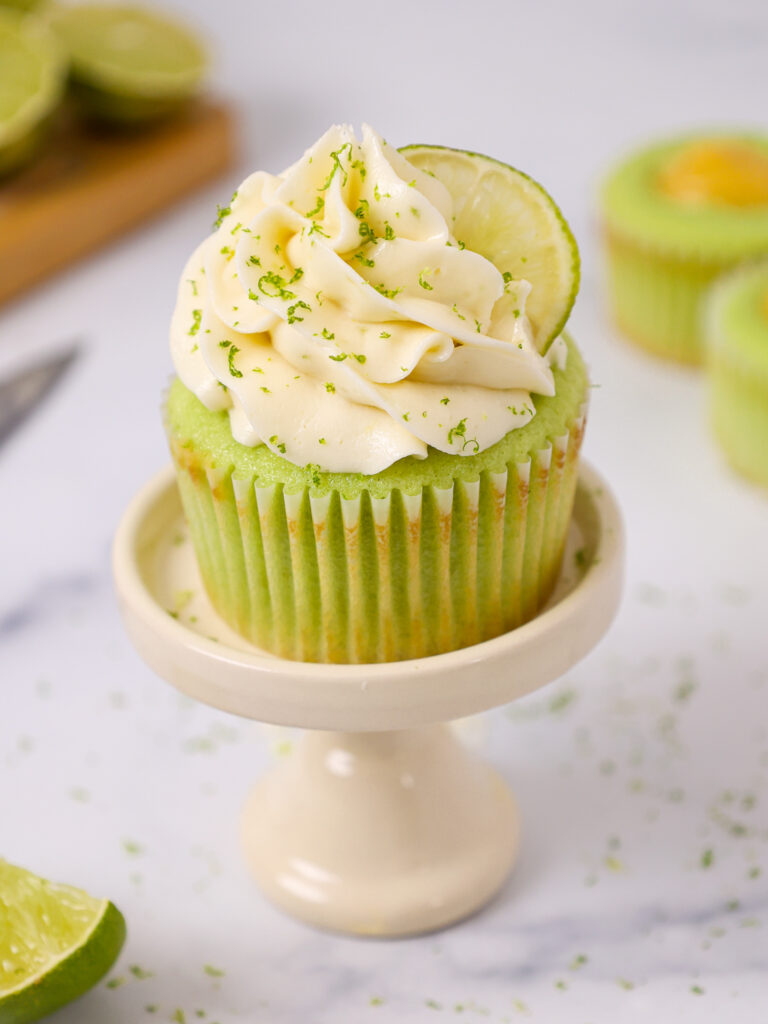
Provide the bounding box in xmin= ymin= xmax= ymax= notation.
xmin=2 ymin=1 xmax=767 ymax=1021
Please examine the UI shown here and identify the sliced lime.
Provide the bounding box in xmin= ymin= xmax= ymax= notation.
xmin=0 ymin=860 xmax=126 ymax=1024
xmin=0 ymin=10 xmax=64 ymax=174
xmin=48 ymin=3 xmax=206 ymax=123
xmin=401 ymin=144 xmax=580 ymax=353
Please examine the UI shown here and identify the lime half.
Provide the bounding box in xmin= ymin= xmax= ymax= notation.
xmin=0 ymin=860 xmax=126 ymax=1024
xmin=402 ymin=144 xmax=580 ymax=353
xmin=0 ymin=11 xmax=64 ymax=173
xmin=49 ymin=3 xmax=206 ymax=123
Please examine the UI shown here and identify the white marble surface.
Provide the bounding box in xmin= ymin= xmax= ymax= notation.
xmin=2 ymin=0 xmax=767 ymax=1020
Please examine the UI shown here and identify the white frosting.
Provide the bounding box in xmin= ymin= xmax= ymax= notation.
xmin=170 ymin=124 xmax=566 ymax=474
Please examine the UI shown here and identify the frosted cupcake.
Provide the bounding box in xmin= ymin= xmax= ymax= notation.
xmin=166 ymin=124 xmax=588 ymax=663
xmin=706 ymin=260 xmax=768 ymax=487
xmin=601 ymin=134 xmax=768 ymax=364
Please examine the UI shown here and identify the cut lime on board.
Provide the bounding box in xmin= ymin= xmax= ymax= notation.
xmin=0 ymin=860 xmax=126 ymax=1024
xmin=49 ymin=3 xmax=206 ymax=98
xmin=401 ymin=144 xmax=580 ymax=353
xmin=0 ymin=10 xmax=64 ymax=174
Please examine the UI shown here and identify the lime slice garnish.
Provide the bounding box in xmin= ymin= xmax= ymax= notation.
xmin=401 ymin=144 xmax=580 ymax=353
xmin=48 ymin=3 xmax=206 ymax=99
xmin=0 ymin=860 xmax=126 ymax=1024
xmin=0 ymin=10 xmax=63 ymax=152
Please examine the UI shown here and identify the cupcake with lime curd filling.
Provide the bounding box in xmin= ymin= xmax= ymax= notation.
xmin=706 ymin=261 xmax=768 ymax=488
xmin=166 ymin=124 xmax=588 ymax=663
xmin=601 ymin=133 xmax=768 ymax=364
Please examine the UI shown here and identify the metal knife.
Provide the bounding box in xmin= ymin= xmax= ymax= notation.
xmin=0 ymin=343 xmax=81 ymax=450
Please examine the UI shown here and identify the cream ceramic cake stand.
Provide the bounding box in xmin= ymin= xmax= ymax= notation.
xmin=113 ymin=462 xmax=623 ymax=937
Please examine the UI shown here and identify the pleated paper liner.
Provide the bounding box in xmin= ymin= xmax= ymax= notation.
xmin=169 ymin=405 xmax=587 ymax=664
xmin=604 ymin=229 xmax=736 ymax=365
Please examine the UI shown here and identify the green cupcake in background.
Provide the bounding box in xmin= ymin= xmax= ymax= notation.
xmin=706 ymin=261 xmax=768 ymax=489
xmin=47 ymin=3 xmax=207 ymax=126
xmin=166 ymin=125 xmax=587 ymax=663
xmin=0 ymin=9 xmax=64 ymax=175
xmin=601 ymin=134 xmax=768 ymax=364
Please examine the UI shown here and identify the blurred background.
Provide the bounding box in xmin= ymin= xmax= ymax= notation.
xmin=2 ymin=1 xmax=768 ymax=1022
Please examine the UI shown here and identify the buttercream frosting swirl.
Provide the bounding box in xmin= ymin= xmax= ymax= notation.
xmin=170 ymin=124 xmax=565 ymax=473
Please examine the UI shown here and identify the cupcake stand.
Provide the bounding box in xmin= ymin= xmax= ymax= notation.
xmin=113 ymin=462 xmax=623 ymax=937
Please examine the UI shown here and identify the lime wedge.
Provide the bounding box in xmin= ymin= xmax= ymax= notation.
xmin=48 ymin=3 xmax=206 ymax=123
xmin=401 ymin=145 xmax=580 ymax=353
xmin=0 ymin=860 xmax=126 ymax=1024
xmin=0 ymin=10 xmax=64 ymax=174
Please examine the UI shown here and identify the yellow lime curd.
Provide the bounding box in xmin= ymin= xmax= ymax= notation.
xmin=658 ymin=141 xmax=768 ymax=208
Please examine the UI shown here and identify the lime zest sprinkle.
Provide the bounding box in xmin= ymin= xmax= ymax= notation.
xmin=457 ymin=240 xmax=466 ymax=250
xmin=351 ymin=157 xmax=367 ymax=179
xmin=256 ymin=271 xmax=296 ymax=301
xmin=308 ymin=220 xmax=330 ymax=238
xmin=289 ymin=267 xmax=305 ymax=283
xmin=353 ymin=353 xmax=366 ymax=363
xmin=451 ymin=302 xmax=466 ymax=320
xmin=213 ymin=189 xmax=237 ymax=228
xmin=305 ymin=196 xmax=325 ymax=218
xmin=321 ymin=327 xmax=335 ymax=340
xmin=374 ymin=283 xmax=402 ymax=299
xmin=260 ymin=386 xmax=271 ymax=393
xmin=187 ymin=279 xmax=198 ymax=295
xmin=384 ymin=222 xmax=395 ymax=240
xmin=354 ymin=198 xmax=370 ymax=220
xmin=287 ymin=300 xmax=311 ymax=324
xmin=248 ymin=254 xmax=261 ymax=266
xmin=268 ymin=435 xmax=287 ymax=454
xmin=325 ymin=382 xmax=336 ymax=392
xmin=418 ymin=269 xmax=434 ymax=291
xmin=188 ymin=309 xmax=202 ymax=336
xmin=380 ymin=331 xmax=391 ymax=338
xmin=319 ymin=437 xmax=327 ymax=444
xmin=440 ymin=396 xmax=450 ymax=404
xmin=319 ymin=143 xmax=352 ymax=190
xmin=329 ymin=353 xmax=347 ymax=361
xmin=227 ymin=346 xmax=243 ymax=378
xmin=474 ymin=318 xmax=482 ymax=333
xmin=354 ymin=251 xmax=375 ymax=268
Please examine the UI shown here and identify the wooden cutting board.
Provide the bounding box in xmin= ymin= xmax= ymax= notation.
xmin=0 ymin=100 xmax=235 ymax=307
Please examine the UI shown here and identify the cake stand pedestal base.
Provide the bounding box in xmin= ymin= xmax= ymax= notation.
xmin=242 ymin=724 xmax=518 ymax=936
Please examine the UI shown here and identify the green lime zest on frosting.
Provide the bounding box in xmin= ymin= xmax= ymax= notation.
xmin=227 ymin=346 xmax=242 ymax=377
xmin=287 ymin=300 xmax=311 ymax=324
xmin=380 ymin=331 xmax=391 ymax=338
xmin=318 ymin=143 xmax=351 ymax=190
xmin=353 ymin=251 xmax=375 ymax=267
xmin=214 ymin=190 xmax=237 ymax=229
xmin=257 ymin=271 xmax=296 ymax=301
xmin=321 ymin=328 xmax=335 ymax=340
xmin=418 ymin=269 xmax=434 ymax=290
xmin=325 ymin=382 xmax=336 ymax=392
xmin=188 ymin=309 xmax=202 ymax=335
xmin=305 ymin=196 xmax=324 ymax=218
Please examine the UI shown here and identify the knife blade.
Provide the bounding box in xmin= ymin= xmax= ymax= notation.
xmin=0 ymin=343 xmax=81 ymax=450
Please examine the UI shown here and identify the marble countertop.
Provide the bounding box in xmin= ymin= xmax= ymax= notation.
xmin=2 ymin=0 xmax=767 ymax=1020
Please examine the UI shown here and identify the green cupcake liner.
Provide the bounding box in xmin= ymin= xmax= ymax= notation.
xmin=706 ymin=262 xmax=768 ymax=488
xmin=168 ymin=404 xmax=587 ymax=664
xmin=604 ymin=231 xmax=732 ymax=364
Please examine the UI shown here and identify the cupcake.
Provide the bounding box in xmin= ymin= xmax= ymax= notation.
xmin=48 ymin=3 xmax=206 ymax=126
xmin=706 ymin=260 xmax=768 ymax=488
xmin=601 ymin=133 xmax=768 ymax=364
xmin=166 ymin=124 xmax=587 ymax=663
xmin=0 ymin=10 xmax=64 ymax=175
